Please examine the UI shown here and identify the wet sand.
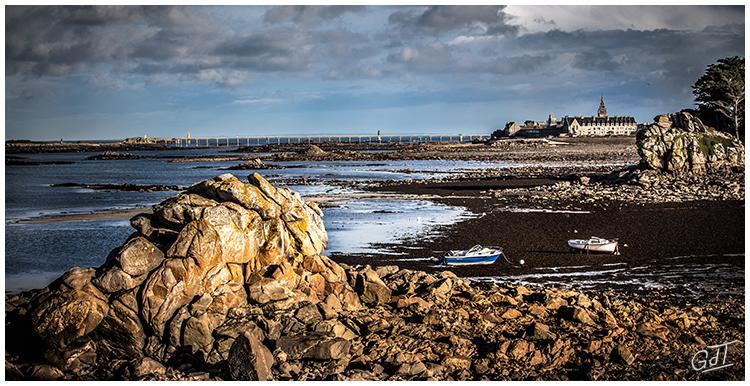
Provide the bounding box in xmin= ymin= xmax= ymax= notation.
xmin=13 ymin=207 xmax=150 ymax=224
xmin=11 ymin=191 xmax=446 ymax=224
xmin=334 ymin=178 xmax=744 ymax=298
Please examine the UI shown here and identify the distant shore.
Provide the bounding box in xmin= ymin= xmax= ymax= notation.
xmin=5 ymin=140 xmax=195 ymax=154
xmin=7 ymin=136 xmax=638 ymax=163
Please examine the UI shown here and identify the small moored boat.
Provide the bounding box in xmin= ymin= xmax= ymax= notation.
xmin=443 ymin=245 xmax=504 ymax=265
xmin=567 ymin=237 xmax=619 ymax=254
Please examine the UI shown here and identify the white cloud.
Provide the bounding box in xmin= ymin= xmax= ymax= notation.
xmin=505 ymin=5 xmax=744 ymax=34
xmin=88 ymin=73 xmax=143 ymax=91
xmin=193 ymin=69 xmax=249 ymax=87
xmin=233 ymin=97 xmax=283 ymax=105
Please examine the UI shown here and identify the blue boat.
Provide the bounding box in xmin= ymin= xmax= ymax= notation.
xmin=443 ymin=245 xmax=504 ymax=266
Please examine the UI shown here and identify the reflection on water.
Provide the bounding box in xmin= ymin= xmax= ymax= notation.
xmin=5 ymin=149 xmax=486 ymax=291
xmin=325 ymin=199 xmax=471 ymax=255
xmin=5 ymin=219 xmax=134 ymax=292
xmin=5 ymin=149 xmax=519 ymax=222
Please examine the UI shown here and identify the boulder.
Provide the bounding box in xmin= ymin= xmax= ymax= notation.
xmin=132 ymin=357 xmax=166 ymax=378
xmin=308 ymin=338 xmax=351 ymax=361
xmin=28 ymin=364 xmax=66 ymax=380
xmin=44 ymin=339 xmax=98 ymax=376
xmin=319 ymin=294 xmax=343 ymax=319
xmin=93 ymin=267 xmax=141 ymax=293
xmin=130 ymin=214 xmax=179 ymax=244
xmin=614 ymin=345 xmax=636 ymax=365
xmin=313 ymin=319 xmax=357 ymax=340
xmin=295 ymin=302 xmax=323 ymax=325
xmin=31 ymin=270 xmax=109 ymax=349
xmin=636 ymin=112 xmax=744 ymax=174
xmin=501 ymin=308 xmax=523 ymax=319
xmin=152 ymin=193 xmax=218 ymax=229
xmin=277 ymin=334 xmax=351 ymax=361
xmin=509 ymin=340 xmax=529 ymax=360
xmin=302 ymin=145 xmax=328 ymax=157
xmin=560 ymin=306 xmax=596 ymax=325
xmin=228 ymin=331 xmax=274 ymax=381
xmin=139 ymin=258 xmax=202 ymax=337
xmin=226 ymin=158 xmax=274 ymax=170
xmin=530 ymin=322 xmax=554 ymax=341
xmin=355 ymin=268 xmax=392 ymax=305
xmin=636 ymin=322 xmax=669 ymax=341
xmin=528 ymin=304 xmax=549 ymax=318
xmin=115 ymin=237 xmax=165 ymax=277
xmin=248 ymin=278 xmax=292 ymax=304
xmin=93 ymin=289 xmax=147 ymax=358
xmin=13 ymin=173 xmax=349 ymax=374
xmin=396 ymin=361 xmax=427 ymax=376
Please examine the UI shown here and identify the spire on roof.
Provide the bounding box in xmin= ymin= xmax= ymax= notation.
xmin=597 ymin=95 xmax=608 ymax=118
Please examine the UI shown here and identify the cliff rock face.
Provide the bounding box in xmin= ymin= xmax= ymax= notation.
xmin=9 ymin=173 xmax=357 ymax=376
xmin=636 ymin=112 xmax=744 ymax=174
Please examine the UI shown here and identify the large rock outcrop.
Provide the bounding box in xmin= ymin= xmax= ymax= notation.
xmin=636 ymin=112 xmax=744 ymax=174
xmin=6 ymin=173 xmax=358 ymax=377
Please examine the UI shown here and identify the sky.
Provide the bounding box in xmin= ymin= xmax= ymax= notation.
xmin=5 ymin=5 xmax=745 ymax=140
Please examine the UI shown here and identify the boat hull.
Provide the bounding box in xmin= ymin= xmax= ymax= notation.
xmin=567 ymin=240 xmax=618 ymax=253
xmin=443 ymin=253 xmax=502 ymax=266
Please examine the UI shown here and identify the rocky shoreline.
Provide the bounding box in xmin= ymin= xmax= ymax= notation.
xmin=86 ymin=151 xmax=142 ymax=161
xmin=6 ymin=141 xmax=179 ymax=154
xmin=223 ymin=158 xmax=283 ymax=170
xmin=227 ymin=138 xmax=640 ymax=164
xmin=6 ymin=155 xmax=75 ymax=166
xmin=4 ymin=113 xmax=745 ymax=380
xmin=50 ymin=182 xmax=185 ymax=192
xmin=5 ymin=173 xmax=744 ymax=381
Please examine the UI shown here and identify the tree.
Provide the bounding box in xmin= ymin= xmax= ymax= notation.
xmin=692 ymin=56 xmax=745 ymax=140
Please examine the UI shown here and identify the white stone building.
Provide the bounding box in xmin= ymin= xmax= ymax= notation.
xmin=562 ymin=97 xmax=637 ymax=136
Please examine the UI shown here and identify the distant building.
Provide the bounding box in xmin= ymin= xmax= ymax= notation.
xmin=493 ymin=96 xmax=637 ymax=139
xmin=123 ymin=136 xmax=157 ymax=144
xmin=494 ymin=119 xmax=563 ymax=138
xmin=561 ymin=97 xmax=637 ymax=136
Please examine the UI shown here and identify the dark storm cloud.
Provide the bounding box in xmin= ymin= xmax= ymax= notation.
xmin=387 ymin=42 xmax=551 ymax=75
xmin=214 ymin=28 xmax=313 ymax=72
xmin=6 ymin=5 xmax=224 ymax=77
xmin=263 ymin=5 xmax=365 ymax=25
xmin=573 ymin=50 xmax=621 ymax=72
xmin=4 ymin=5 xmax=745 ymax=91
xmin=6 ymin=5 xmax=324 ymax=82
xmin=6 ymin=5 xmax=379 ymax=84
xmin=388 ymin=5 xmax=519 ymax=36
xmin=517 ymin=25 xmax=744 ymax=76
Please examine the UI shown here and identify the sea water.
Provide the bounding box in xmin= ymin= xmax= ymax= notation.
xmin=5 ymin=148 xmax=507 ymax=291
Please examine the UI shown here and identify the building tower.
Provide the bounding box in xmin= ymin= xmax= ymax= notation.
xmin=597 ymin=96 xmax=608 ymax=118
xmin=547 ymin=114 xmax=557 ymax=127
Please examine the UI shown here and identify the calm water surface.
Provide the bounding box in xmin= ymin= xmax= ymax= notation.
xmin=6 ymin=148 xmax=508 ymax=291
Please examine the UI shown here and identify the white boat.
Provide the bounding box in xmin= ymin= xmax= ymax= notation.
xmin=443 ymin=245 xmax=504 ymax=265
xmin=567 ymin=237 xmax=620 ymax=254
